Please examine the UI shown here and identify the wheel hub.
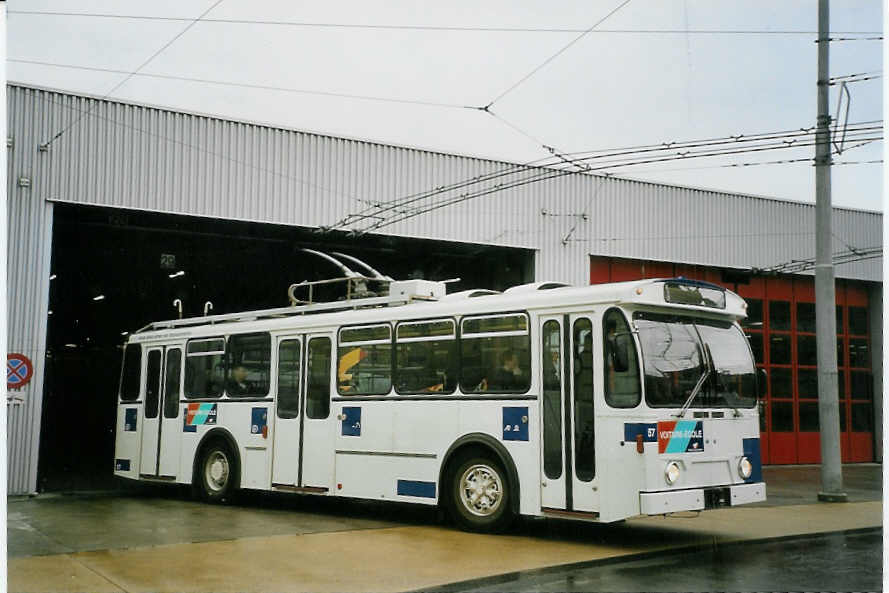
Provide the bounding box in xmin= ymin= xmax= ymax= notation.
xmin=459 ymin=464 xmax=503 ymax=517
xmin=205 ymin=451 xmax=229 ymax=492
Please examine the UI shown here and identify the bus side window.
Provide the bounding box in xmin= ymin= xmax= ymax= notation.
xmin=185 ymin=338 xmax=225 ymax=399
xmin=395 ymin=320 xmax=457 ymax=394
xmin=119 ymin=344 xmax=142 ymax=401
xmin=277 ymin=340 xmax=301 ymax=419
xmin=603 ymin=308 xmax=641 ymax=408
xmin=337 ymin=325 xmax=391 ymax=396
xmin=163 ymin=349 xmax=182 ymax=418
xmin=573 ymin=319 xmax=595 ymax=482
xmin=145 ymin=350 xmax=162 ymax=419
xmin=541 ymin=320 xmax=563 ymax=480
xmin=460 ymin=314 xmax=530 ymax=394
xmin=306 ymin=337 xmax=332 ymax=419
xmin=225 ymin=333 xmax=271 ymax=398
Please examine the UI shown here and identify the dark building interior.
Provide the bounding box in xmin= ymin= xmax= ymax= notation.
xmin=40 ymin=203 xmax=534 ymax=491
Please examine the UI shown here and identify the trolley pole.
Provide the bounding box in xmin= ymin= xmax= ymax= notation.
xmin=815 ymin=0 xmax=847 ymax=502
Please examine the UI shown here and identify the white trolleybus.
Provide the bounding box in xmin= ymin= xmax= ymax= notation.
xmin=114 ymin=268 xmax=766 ymax=532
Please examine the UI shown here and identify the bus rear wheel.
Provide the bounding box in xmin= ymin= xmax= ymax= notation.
xmin=197 ymin=440 xmax=238 ymax=503
xmin=448 ymin=456 xmax=514 ymax=533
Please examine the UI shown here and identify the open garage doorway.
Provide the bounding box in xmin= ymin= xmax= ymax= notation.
xmin=38 ymin=203 xmax=534 ymax=491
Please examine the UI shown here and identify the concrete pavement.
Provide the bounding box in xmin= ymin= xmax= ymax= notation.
xmin=7 ymin=465 xmax=882 ymax=592
xmin=428 ymin=529 xmax=882 ymax=592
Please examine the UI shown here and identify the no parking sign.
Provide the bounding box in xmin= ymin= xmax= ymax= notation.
xmin=7 ymin=353 xmax=33 ymax=390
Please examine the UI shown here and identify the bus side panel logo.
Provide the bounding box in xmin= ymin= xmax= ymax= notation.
xmin=342 ymin=407 xmax=361 ymax=436
xmin=503 ymin=407 xmax=529 ymax=441
xmin=184 ymin=403 xmax=217 ymax=432
xmin=658 ymin=420 xmax=704 ymax=453
xmin=251 ymin=407 xmax=268 ymax=435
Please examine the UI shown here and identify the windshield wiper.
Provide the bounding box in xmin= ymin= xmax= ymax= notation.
xmin=676 ymin=343 xmax=713 ymax=418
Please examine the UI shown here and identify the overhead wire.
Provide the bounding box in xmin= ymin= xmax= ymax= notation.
xmin=614 ymin=156 xmax=882 ymax=174
xmin=11 ymin=11 xmax=879 ymax=35
xmin=756 ymin=247 xmax=882 ymax=274
xmin=484 ymin=0 xmax=633 ymax=108
xmin=329 ymin=122 xmax=882 ymax=230
xmin=830 ymin=70 xmax=882 ymax=80
xmin=342 ymin=130 xmax=883 ymax=234
xmin=39 ymin=0 xmax=225 ymax=149
xmin=471 ymin=0 xmax=634 ymax=158
xmin=335 ymin=137 xmax=884 ymax=233
xmin=546 ymin=127 xmax=882 ymax=168
xmin=9 ymin=58 xmax=477 ymax=110
xmin=820 ymin=36 xmax=883 ymax=42
xmin=335 ymin=121 xmax=880 ymax=221
xmin=610 ymin=134 xmax=885 ymax=174
xmin=828 ymin=74 xmax=882 ymax=85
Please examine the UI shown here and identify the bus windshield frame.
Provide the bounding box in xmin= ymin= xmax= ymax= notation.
xmin=633 ymin=311 xmax=757 ymax=409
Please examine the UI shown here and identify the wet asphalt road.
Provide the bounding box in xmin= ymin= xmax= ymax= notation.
xmin=426 ymin=529 xmax=883 ymax=593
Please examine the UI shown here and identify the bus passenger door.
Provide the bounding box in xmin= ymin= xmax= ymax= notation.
xmin=157 ymin=347 xmax=182 ymax=478
xmin=271 ymin=336 xmax=303 ymax=486
xmin=539 ymin=316 xmax=567 ymax=509
xmin=299 ymin=334 xmax=335 ymax=490
xmin=568 ymin=314 xmax=600 ymax=513
xmin=139 ymin=348 xmax=163 ymax=476
xmin=271 ymin=333 xmax=334 ymax=491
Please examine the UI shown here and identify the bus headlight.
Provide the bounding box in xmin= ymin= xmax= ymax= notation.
xmin=738 ymin=456 xmax=753 ymax=480
xmin=665 ymin=461 xmax=681 ymax=485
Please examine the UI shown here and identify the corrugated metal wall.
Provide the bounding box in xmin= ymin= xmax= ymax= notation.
xmin=7 ymin=86 xmax=54 ymax=494
xmin=13 ymin=83 xmax=881 ymax=288
xmin=5 ymin=83 xmax=883 ymax=492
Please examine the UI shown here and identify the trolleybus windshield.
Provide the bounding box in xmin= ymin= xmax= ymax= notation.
xmin=634 ymin=312 xmax=757 ymax=409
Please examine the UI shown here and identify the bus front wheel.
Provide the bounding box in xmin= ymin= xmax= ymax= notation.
xmin=197 ymin=440 xmax=238 ymax=503
xmin=448 ymin=456 xmax=514 ymax=533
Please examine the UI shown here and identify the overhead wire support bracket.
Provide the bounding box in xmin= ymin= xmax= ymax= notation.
xmin=832 ymin=82 xmax=851 ymax=154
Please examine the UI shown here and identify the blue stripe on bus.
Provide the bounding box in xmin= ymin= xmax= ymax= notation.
xmin=397 ymin=479 xmax=436 ymax=498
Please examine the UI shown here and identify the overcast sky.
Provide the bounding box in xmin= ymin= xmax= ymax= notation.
xmin=6 ymin=0 xmax=884 ymax=211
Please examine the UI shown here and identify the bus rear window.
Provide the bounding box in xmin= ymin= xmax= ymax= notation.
xmin=185 ymin=338 xmax=225 ymax=399
xmin=120 ymin=344 xmax=142 ymax=401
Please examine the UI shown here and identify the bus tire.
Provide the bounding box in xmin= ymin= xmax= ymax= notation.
xmin=447 ymin=456 xmax=514 ymax=533
xmin=197 ymin=439 xmax=238 ymax=503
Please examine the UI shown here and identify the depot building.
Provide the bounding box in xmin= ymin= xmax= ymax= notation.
xmin=6 ymin=83 xmax=883 ymax=495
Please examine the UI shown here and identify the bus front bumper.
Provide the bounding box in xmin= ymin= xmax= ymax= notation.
xmin=640 ymin=482 xmax=766 ymax=515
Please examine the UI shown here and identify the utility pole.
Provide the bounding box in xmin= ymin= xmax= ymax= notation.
xmin=815 ymin=0 xmax=847 ymax=502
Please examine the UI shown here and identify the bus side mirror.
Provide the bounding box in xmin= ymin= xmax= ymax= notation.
xmin=757 ymin=368 xmax=767 ymax=399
